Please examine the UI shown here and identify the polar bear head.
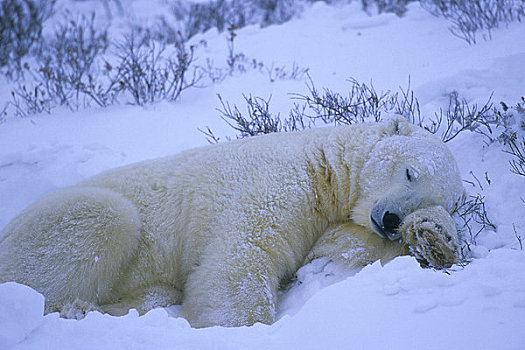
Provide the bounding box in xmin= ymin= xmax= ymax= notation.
xmin=351 ymin=118 xmax=465 ymax=241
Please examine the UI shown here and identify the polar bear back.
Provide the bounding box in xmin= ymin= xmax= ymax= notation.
xmin=75 ymin=124 xmax=387 ymax=293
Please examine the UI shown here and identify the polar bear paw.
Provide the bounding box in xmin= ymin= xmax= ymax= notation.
xmin=59 ymin=299 xmax=100 ymax=320
xmin=400 ymin=206 xmax=460 ymax=269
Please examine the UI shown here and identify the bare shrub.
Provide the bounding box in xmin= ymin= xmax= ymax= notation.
xmin=454 ymin=192 xmax=495 ymax=261
xmin=9 ymin=19 xmax=202 ymax=115
xmin=225 ymin=25 xmax=246 ymax=74
xmin=504 ymin=136 xmax=525 ymax=177
xmin=201 ymin=78 xmax=423 ymax=141
xmin=290 ymin=78 xmax=393 ymax=125
xmin=514 ymin=224 xmax=523 ymax=250
xmin=488 ymin=96 xmax=525 ymax=176
xmin=258 ymin=0 xmax=298 ymax=25
xmin=170 ymin=0 xmax=244 ymax=39
xmin=290 ymin=79 xmax=518 ymax=144
xmin=197 ymin=25 xmax=308 ymax=84
xmin=452 ymin=171 xmax=496 ymax=262
xmin=170 ymin=0 xmax=299 ymax=40
xmin=0 ymin=0 xmax=55 ymax=79
xmin=290 ymin=77 xmax=424 ymax=127
xmin=266 ymin=62 xmax=309 ymax=82
xmin=218 ymin=94 xmax=281 ymax=137
xmin=361 ymin=0 xmax=415 ymax=16
xmin=498 ymin=96 xmax=525 ymax=130
xmin=210 ymin=77 xmax=509 ymax=145
xmin=165 ymin=0 xmax=524 ymax=45
xmin=0 ymin=103 xmax=8 ymax=123
xmin=9 ymin=12 xmax=111 ymax=115
xmin=110 ymin=32 xmax=201 ymax=105
xmin=422 ymin=0 xmax=525 ymax=44
xmin=10 ymin=83 xmax=52 ymax=117
xmin=431 ymin=91 xmax=498 ymax=142
xmin=201 ymin=93 xmax=309 ymax=143
xmin=40 ymin=12 xmax=109 ymax=108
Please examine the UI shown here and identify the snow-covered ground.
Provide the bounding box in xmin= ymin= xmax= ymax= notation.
xmin=1 ymin=1 xmax=525 ymax=349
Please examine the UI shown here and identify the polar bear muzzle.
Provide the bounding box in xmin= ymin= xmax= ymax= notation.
xmin=370 ymin=209 xmax=402 ymax=240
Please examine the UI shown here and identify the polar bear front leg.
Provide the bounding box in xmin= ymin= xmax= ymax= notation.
xmin=305 ymin=222 xmax=404 ymax=269
xmin=182 ymin=237 xmax=280 ymax=328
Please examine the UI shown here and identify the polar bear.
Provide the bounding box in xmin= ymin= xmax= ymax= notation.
xmin=0 ymin=117 xmax=464 ymax=327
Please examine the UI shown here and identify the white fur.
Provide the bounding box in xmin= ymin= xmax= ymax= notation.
xmin=0 ymin=118 xmax=464 ymax=327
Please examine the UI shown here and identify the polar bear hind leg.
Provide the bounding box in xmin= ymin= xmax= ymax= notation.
xmin=0 ymin=186 xmax=142 ymax=314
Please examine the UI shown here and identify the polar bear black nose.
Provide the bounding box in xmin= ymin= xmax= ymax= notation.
xmin=382 ymin=211 xmax=401 ymax=232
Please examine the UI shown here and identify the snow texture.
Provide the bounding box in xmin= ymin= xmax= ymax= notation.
xmin=1 ymin=0 xmax=525 ymax=348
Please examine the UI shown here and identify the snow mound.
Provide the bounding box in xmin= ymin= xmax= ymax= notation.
xmin=0 ymin=283 xmax=44 ymax=348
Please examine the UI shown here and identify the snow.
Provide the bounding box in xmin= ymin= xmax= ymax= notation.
xmin=2 ymin=252 xmax=525 ymax=349
xmin=0 ymin=283 xmax=44 ymax=348
xmin=1 ymin=0 xmax=525 ymax=349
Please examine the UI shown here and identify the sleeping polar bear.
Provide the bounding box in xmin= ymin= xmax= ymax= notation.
xmin=0 ymin=117 xmax=465 ymax=327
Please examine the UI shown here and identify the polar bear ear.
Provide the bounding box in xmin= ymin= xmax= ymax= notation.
xmin=383 ymin=115 xmax=412 ymax=137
